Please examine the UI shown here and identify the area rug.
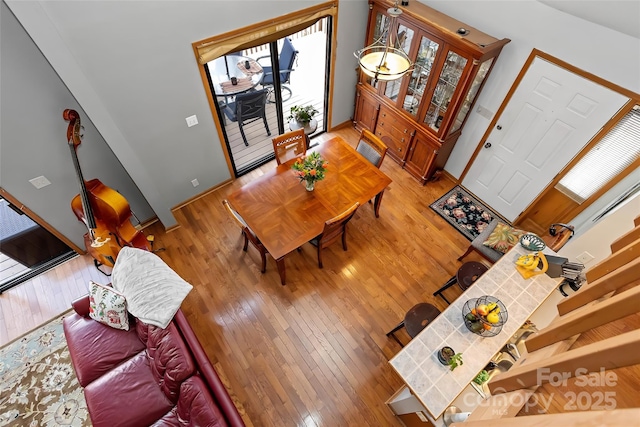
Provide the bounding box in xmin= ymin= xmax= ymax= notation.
xmin=0 ymin=312 xmax=90 ymax=426
xmin=430 ymin=186 xmax=499 ymax=241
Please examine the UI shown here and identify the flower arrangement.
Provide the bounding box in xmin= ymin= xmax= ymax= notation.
xmin=287 ymin=105 xmax=319 ymax=124
xmin=291 ymin=151 xmax=328 ymax=191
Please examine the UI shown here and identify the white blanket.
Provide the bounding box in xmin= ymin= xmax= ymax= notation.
xmin=111 ymin=247 xmax=192 ymax=328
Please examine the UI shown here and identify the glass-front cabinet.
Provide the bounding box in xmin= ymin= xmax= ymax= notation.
xmin=354 ymin=0 xmax=510 ymax=183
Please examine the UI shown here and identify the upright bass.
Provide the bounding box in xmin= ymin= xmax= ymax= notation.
xmin=64 ymin=109 xmax=150 ymax=269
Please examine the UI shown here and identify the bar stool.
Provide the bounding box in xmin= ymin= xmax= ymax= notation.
xmin=386 ymin=303 xmax=441 ymax=347
xmin=433 ymin=261 xmax=488 ymax=304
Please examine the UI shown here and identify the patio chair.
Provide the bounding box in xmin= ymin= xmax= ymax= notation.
xmin=257 ymin=37 xmax=298 ymax=103
xmin=223 ymin=88 xmax=271 ymax=146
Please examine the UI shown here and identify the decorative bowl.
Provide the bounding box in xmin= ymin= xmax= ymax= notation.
xmin=520 ymin=233 xmax=546 ymax=251
xmin=462 ymin=296 xmax=508 ymax=337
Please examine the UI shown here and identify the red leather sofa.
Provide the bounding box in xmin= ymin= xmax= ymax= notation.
xmin=63 ymin=294 xmax=245 ymax=427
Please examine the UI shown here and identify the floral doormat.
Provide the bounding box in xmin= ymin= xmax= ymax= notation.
xmin=0 ymin=312 xmax=90 ymax=426
xmin=430 ymin=186 xmax=499 ymax=241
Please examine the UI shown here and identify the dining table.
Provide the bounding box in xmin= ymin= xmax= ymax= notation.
xmin=227 ymin=136 xmax=392 ymax=285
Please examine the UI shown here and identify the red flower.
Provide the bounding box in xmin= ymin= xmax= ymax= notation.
xmin=452 ymin=208 xmax=466 ymax=219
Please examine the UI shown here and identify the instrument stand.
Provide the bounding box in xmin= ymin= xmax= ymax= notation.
xmin=94 ymin=260 xmax=112 ymax=276
xmin=147 ymin=235 xmax=165 ymax=253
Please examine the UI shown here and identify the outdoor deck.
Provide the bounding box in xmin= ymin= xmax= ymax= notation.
xmin=219 ymin=30 xmax=327 ymax=172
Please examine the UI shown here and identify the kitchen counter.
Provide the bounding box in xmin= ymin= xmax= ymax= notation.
xmin=389 ymin=244 xmax=561 ymax=420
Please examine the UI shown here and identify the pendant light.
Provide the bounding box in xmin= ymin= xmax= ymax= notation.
xmin=354 ymin=1 xmax=412 ymax=82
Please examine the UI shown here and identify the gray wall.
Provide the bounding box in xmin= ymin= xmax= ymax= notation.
xmin=0 ymin=2 xmax=154 ymax=249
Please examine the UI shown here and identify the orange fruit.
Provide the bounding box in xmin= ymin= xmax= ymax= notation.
xmin=483 ymin=323 xmax=492 ymax=330
xmin=471 ymin=308 xmax=477 ymax=316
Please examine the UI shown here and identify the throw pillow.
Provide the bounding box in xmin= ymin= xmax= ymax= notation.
xmin=482 ymin=222 xmax=525 ymax=253
xmin=89 ymin=281 xmax=130 ymax=331
xmin=111 ymin=247 xmax=193 ymax=329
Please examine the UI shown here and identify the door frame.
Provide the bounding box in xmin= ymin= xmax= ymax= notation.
xmin=191 ymin=2 xmax=338 ymax=179
xmin=459 ymin=49 xmax=640 ymax=227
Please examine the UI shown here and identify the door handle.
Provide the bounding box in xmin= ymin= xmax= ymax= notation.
xmin=484 ymin=142 xmax=492 ymax=148
xmin=496 ymin=125 xmax=502 ymax=130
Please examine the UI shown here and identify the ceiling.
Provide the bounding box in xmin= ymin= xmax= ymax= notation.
xmin=539 ymin=0 xmax=640 ymax=39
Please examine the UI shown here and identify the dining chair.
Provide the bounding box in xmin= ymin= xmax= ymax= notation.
xmin=222 ymin=199 xmax=267 ymax=273
xmin=257 ymin=37 xmax=298 ymax=103
xmin=272 ymin=129 xmax=306 ymax=166
xmin=223 ymin=88 xmax=271 ymax=146
xmin=356 ymin=129 xmax=388 ymax=218
xmin=356 ymin=129 xmax=388 ymax=168
xmin=309 ymin=202 xmax=360 ymax=268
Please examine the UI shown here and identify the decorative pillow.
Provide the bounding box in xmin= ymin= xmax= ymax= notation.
xmin=111 ymin=247 xmax=193 ymax=329
xmin=482 ymin=222 xmax=525 ymax=253
xmin=89 ymin=281 xmax=129 ymax=331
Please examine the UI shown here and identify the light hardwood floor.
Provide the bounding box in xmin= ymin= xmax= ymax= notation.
xmin=1 ymin=127 xmax=482 ymax=426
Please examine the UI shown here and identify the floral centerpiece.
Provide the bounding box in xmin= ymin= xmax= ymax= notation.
xmin=291 ymin=151 xmax=328 ymax=191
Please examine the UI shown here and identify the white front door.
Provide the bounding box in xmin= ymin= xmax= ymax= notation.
xmin=462 ymin=57 xmax=628 ymax=221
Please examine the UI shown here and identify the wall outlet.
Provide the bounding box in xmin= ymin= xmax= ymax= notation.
xmin=29 ymin=175 xmax=51 ymax=189
xmin=191 ymin=178 xmax=199 ymax=187
xmin=576 ymin=251 xmax=595 ymax=264
xmin=186 ymin=115 xmax=198 ymax=127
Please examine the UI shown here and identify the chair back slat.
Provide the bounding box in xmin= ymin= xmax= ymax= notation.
xmin=356 ymin=129 xmax=388 ymax=168
xmin=272 ymin=129 xmax=306 ymax=165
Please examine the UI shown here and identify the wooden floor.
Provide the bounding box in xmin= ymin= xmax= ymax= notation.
xmin=0 ymin=127 xmax=481 ymax=426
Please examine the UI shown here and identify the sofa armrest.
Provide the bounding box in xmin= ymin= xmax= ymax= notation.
xmin=71 ymin=294 xmax=91 ymax=317
xmin=173 ymin=310 xmax=246 ymax=427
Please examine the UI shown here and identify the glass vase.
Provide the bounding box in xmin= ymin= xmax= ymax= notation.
xmin=305 ymin=180 xmax=315 ymax=192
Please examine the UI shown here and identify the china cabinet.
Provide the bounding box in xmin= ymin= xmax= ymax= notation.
xmin=353 ymin=0 xmax=510 ymax=183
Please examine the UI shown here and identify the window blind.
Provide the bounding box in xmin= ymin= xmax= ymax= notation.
xmin=556 ymin=105 xmax=640 ymax=204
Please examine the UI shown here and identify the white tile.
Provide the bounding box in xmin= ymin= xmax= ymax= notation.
xmin=390 ymin=349 xmax=419 ymax=379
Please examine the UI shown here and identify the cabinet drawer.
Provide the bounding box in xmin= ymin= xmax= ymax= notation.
xmin=376 ymin=107 xmax=414 ymax=163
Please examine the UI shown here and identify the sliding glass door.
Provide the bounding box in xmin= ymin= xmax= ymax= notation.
xmin=205 ymin=17 xmax=331 ymax=176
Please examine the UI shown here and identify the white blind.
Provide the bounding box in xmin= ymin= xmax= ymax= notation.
xmin=556 ymin=106 xmax=640 ymax=204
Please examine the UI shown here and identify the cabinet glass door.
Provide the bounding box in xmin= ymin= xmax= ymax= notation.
xmin=402 ymin=34 xmax=439 ymax=116
xmin=423 ymin=50 xmax=468 ymax=131
xmin=383 ymin=22 xmax=415 ymax=102
xmin=449 ymin=58 xmax=494 ymax=134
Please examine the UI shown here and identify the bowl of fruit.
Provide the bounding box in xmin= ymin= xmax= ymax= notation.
xmin=462 ymin=296 xmax=508 ymax=337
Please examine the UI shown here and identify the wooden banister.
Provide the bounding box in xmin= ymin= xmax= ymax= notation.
xmin=585 ymin=237 xmax=640 ymax=283
xmin=454 ymin=408 xmax=640 ymax=427
xmin=526 ymin=284 xmax=640 ymax=352
xmin=557 ymin=257 xmax=640 ymax=315
xmin=610 ymin=223 xmax=640 ymax=253
xmin=488 ymin=329 xmax=640 ymax=393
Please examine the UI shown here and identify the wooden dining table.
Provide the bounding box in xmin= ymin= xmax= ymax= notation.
xmin=227 ymin=136 xmax=392 ymax=285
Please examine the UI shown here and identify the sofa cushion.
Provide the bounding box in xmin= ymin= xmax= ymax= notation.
xmin=84 ymin=352 xmax=175 ymax=427
xmin=88 ymin=281 xmax=130 ymax=330
xmin=144 ymin=322 xmax=197 ymax=402
xmin=63 ymin=312 xmax=145 ymax=387
xmin=151 ymin=376 xmax=229 ymax=427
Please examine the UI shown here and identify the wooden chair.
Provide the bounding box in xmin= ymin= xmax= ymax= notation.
xmin=356 ymin=129 xmax=388 ymax=168
xmin=309 ymin=202 xmax=360 ymax=268
xmin=355 ymin=129 xmax=388 ymax=218
xmin=222 ymin=199 xmax=267 ymax=272
xmin=272 ymin=129 xmax=306 ymax=165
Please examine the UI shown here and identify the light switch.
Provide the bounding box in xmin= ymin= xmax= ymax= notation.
xmin=186 ymin=115 xmax=198 ymax=127
xmin=29 ymin=175 xmax=51 ymax=189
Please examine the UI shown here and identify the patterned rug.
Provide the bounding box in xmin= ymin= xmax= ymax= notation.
xmin=430 ymin=186 xmax=499 ymax=241
xmin=0 ymin=312 xmax=90 ymax=426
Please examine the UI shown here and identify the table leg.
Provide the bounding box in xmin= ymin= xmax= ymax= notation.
xmin=373 ymin=190 xmax=385 ymax=218
xmin=276 ymin=257 xmax=286 ymax=286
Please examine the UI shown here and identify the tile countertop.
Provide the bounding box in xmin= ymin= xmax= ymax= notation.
xmin=389 ymin=244 xmax=562 ymax=419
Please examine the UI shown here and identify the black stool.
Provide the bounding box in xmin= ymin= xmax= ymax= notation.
xmin=386 ymin=303 xmax=441 ymax=347
xmin=433 ymin=261 xmax=488 ymax=304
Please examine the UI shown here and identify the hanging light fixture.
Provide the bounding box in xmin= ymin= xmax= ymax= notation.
xmin=354 ymin=0 xmax=412 ymax=82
